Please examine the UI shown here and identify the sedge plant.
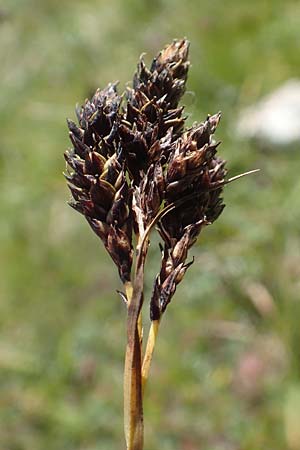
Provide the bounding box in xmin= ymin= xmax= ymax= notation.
xmin=64 ymin=38 xmax=257 ymax=450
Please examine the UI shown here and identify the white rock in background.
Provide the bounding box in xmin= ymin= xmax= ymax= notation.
xmin=237 ymin=80 xmax=300 ymax=146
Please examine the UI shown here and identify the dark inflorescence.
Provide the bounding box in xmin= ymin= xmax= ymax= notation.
xmin=64 ymin=39 xmax=227 ymax=317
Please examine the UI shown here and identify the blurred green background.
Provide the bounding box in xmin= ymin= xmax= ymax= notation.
xmin=1 ymin=0 xmax=300 ymax=449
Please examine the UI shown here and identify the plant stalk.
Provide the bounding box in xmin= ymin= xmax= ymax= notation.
xmin=123 ymin=207 xmax=178 ymax=449
xmin=123 ymin=246 xmax=145 ymax=450
xmin=142 ymin=320 xmax=160 ymax=394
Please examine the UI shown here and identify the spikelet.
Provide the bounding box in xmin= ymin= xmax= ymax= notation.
xmin=64 ymin=83 xmax=133 ymax=282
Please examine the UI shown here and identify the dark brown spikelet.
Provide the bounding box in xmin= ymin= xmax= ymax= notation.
xmin=150 ymin=113 xmax=227 ymax=320
xmin=160 ymin=112 xmax=226 ymax=243
xmin=133 ymin=38 xmax=190 ymax=110
xmin=120 ymin=39 xmax=190 ymax=184
xmin=64 ymin=83 xmax=133 ymax=283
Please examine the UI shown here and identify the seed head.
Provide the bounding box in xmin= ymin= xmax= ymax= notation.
xmin=64 ymin=39 xmax=229 ymax=301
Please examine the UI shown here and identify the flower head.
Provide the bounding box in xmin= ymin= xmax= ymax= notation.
xmin=64 ymin=39 xmax=227 ymax=305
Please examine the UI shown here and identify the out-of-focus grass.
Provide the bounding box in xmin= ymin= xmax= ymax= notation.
xmin=1 ymin=1 xmax=300 ymax=449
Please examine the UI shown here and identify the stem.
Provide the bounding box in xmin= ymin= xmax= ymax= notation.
xmin=138 ymin=312 xmax=143 ymax=348
xmin=123 ymin=206 xmax=175 ymax=449
xmin=123 ymin=243 xmax=145 ymax=450
xmin=142 ymin=320 xmax=160 ymax=394
xmin=125 ymin=281 xmax=133 ymax=305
